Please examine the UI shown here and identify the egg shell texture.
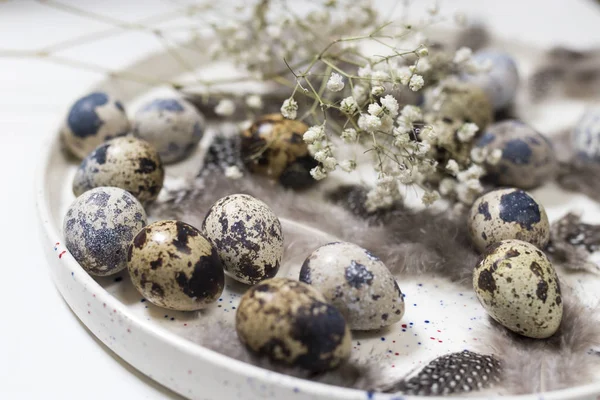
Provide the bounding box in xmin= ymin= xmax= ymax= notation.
xmin=241 ymin=114 xmax=317 ymax=188
xmin=473 ymin=239 xmax=563 ymax=339
xmin=461 ymin=50 xmax=519 ymax=110
xmin=202 ymin=194 xmax=283 ymax=285
xmin=299 ymin=242 xmax=405 ymax=330
xmin=235 ymin=277 xmax=352 ymax=372
xmin=63 ymin=187 xmax=147 ymax=276
xmin=127 ymin=220 xmax=224 ymax=311
xmin=62 ymin=91 xmax=131 ymax=159
xmin=475 ymin=120 xmax=557 ymax=189
xmin=572 ymin=107 xmax=600 ymax=161
xmin=469 ymin=188 xmax=550 ymax=252
xmin=72 ymin=136 xmax=165 ymax=203
xmin=133 ymin=98 xmax=205 ymax=164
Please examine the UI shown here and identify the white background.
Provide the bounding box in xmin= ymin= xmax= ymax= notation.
xmin=0 ymin=0 xmax=598 ymax=399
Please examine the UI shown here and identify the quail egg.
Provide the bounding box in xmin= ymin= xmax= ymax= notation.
xmin=202 ymin=194 xmax=284 ymax=285
xmin=469 ymin=188 xmax=550 ymax=252
xmin=572 ymin=107 xmax=600 ymax=161
xmin=127 ymin=220 xmax=224 ymax=311
xmin=63 ymin=187 xmax=147 ymax=276
xmin=473 ymin=239 xmax=563 ymax=339
xmin=474 ymin=120 xmax=557 ymax=189
xmin=133 ymin=98 xmax=205 ymax=164
xmin=241 ymin=114 xmax=318 ymax=189
xmin=461 ymin=50 xmax=519 ymax=110
xmin=236 ymin=277 xmax=352 ymax=371
xmin=299 ymin=242 xmax=405 ymax=330
xmin=425 ymin=81 xmax=493 ymax=131
xmin=61 ymin=91 xmax=130 ymax=159
xmin=72 ymin=136 xmax=164 ymax=203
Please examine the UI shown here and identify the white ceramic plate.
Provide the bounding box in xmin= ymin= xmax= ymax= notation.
xmin=36 ymin=36 xmax=600 ymax=400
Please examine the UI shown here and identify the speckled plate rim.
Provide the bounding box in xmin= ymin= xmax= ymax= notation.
xmin=35 ymin=39 xmax=600 ymax=400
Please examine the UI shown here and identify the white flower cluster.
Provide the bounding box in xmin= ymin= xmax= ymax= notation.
xmin=440 ymin=161 xmax=486 ymax=204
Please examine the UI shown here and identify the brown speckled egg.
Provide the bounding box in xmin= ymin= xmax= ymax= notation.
xmin=469 ymin=188 xmax=550 ymax=252
xmin=202 ymin=194 xmax=283 ymax=285
xmin=63 ymin=187 xmax=147 ymax=276
xmin=61 ymin=92 xmax=131 ymax=159
xmin=474 ymin=120 xmax=557 ymax=189
xmin=241 ymin=114 xmax=318 ymax=189
xmin=425 ymin=81 xmax=493 ymax=131
xmin=473 ymin=240 xmax=562 ymax=339
xmin=127 ymin=220 xmax=224 ymax=311
xmin=73 ymin=137 xmax=164 ymax=203
xmin=236 ymin=277 xmax=352 ymax=371
xmin=299 ymin=242 xmax=405 ymax=331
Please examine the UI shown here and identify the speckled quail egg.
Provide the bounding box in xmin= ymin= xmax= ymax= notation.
xmin=475 ymin=120 xmax=557 ymax=189
xmin=299 ymin=242 xmax=405 ymax=331
xmin=473 ymin=239 xmax=563 ymax=339
xmin=241 ymin=114 xmax=318 ymax=189
xmin=469 ymin=188 xmax=550 ymax=252
xmin=236 ymin=277 xmax=352 ymax=371
xmin=61 ymin=91 xmax=131 ymax=159
xmin=133 ymin=98 xmax=205 ymax=164
xmin=572 ymin=107 xmax=600 ymax=161
xmin=63 ymin=187 xmax=147 ymax=276
xmin=72 ymin=137 xmax=164 ymax=203
xmin=424 ymin=81 xmax=493 ymax=131
xmin=202 ymin=194 xmax=284 ymax=285
xmin=127 ymin=220 xmax=224 ymax=311
xmin=461 ymin=50 xmax=519 ymax=110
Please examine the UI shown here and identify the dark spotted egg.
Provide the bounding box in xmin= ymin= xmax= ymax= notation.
xmin=61 ymin=92 xmax=130 ymax=159
xmin=72 ymin=137 xmax=164 ymax=203
xmin=241 ymin=114 xmax=318 ymax=189
xmin=572 ymin=107 xmax=600 ymax=161
xmin=133 ymin=98 xmax=205 ymax=164
xmin=461 ymin=50 xmax=519 ymax=110
xmin=202 ymin=194 xmax=283 ymax=285
xmin=475 ymin=120 xmax=557 ymax=189
xmin=469 ymin=188 xmax=550 ymax=252
xmin=299 ymin=242 xmax=405 ymax=331
xmin=236 ymin=277 xmax=352 ymax=371
xmin=63 ymin=187 xmax=147 ymax=276
xmin=127 ymin=220 xmax=224 ymax=311
xmin=473 ymin=239 xmax=563 ymax=339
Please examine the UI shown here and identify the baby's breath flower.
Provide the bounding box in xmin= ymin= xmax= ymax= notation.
xmin=245 ymin=95 xmax=263 ymax=109
xmin=358 ymin=114 xmax=382 ymax=132
xmin=439 ymin=178 xmax=456 ymax=196
xmin=457 ymin=122 xmax=479 ymax=142
xmin=357 ymin=65 xmax=373 ymax=79
xmin=446 ymin=159 xmax=460 ymax=175
xmin=470 ymin=147 xmax=487 ymax=164
xmin=419 ymin=125 xmax=436 ymax=142
xmin=415 ymin=141 xmax=431 ymax=156
xmin=400 ymin=105 xmax=422 ymax=122
xmin=313 ymin=150 xmax=328 ymax=163
xmin=416 ymin=57 xmax=431 ymax=73
xmin=323 ymin=156 xmax=338 ymax=171
xmin=367 ymin=103 xmax=383 ymax=116
xmin=409 ymin=74 xmax=425 ymax=91
xmin=215 ymin=99 xmax=236 ymax=116
xmin=327 ymin=72 xmax=345 ymax=92
xmin=380 ymin=115 xmax=394 ymax=132
xmin=280 ymin=97 xmax=298 ymax=119
xmin=371 ymin=85 xmax=385 ymax=96
xmin=380 ymin=95 xmax=399 ymax=118
xmin=371 ymin=70 xmax=390 ymax=85
xmin=396 ymin=66 xmax=412 ymax=85
xmin=453 ymin=46 xmax=472 ymax=64
xmin=225 ymin=165 xmax=243 ymax=179
xmin=417 ymin=46 xmax=429 ymax=57
xmin=340 ymin=96 xmax=358 ymax=114
xmin=303 ymin=125 xmax=324 ymax=143
xmin=488 ymin=149 xmax=503 ymax=165
xmin=310 ymin=166 xmax=327 ymax=180
xmin=339 ymin=159 xmax=356 ymax=172
xmin=422 ymin=190 xmax=440 ymax=206
xmin=352 ymin=85 xmax=367 ymax=104
xmin=393 ymin=132 xmax=411 ymax=147
xmin=341 ymin=128 xmax=357 ymax=143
